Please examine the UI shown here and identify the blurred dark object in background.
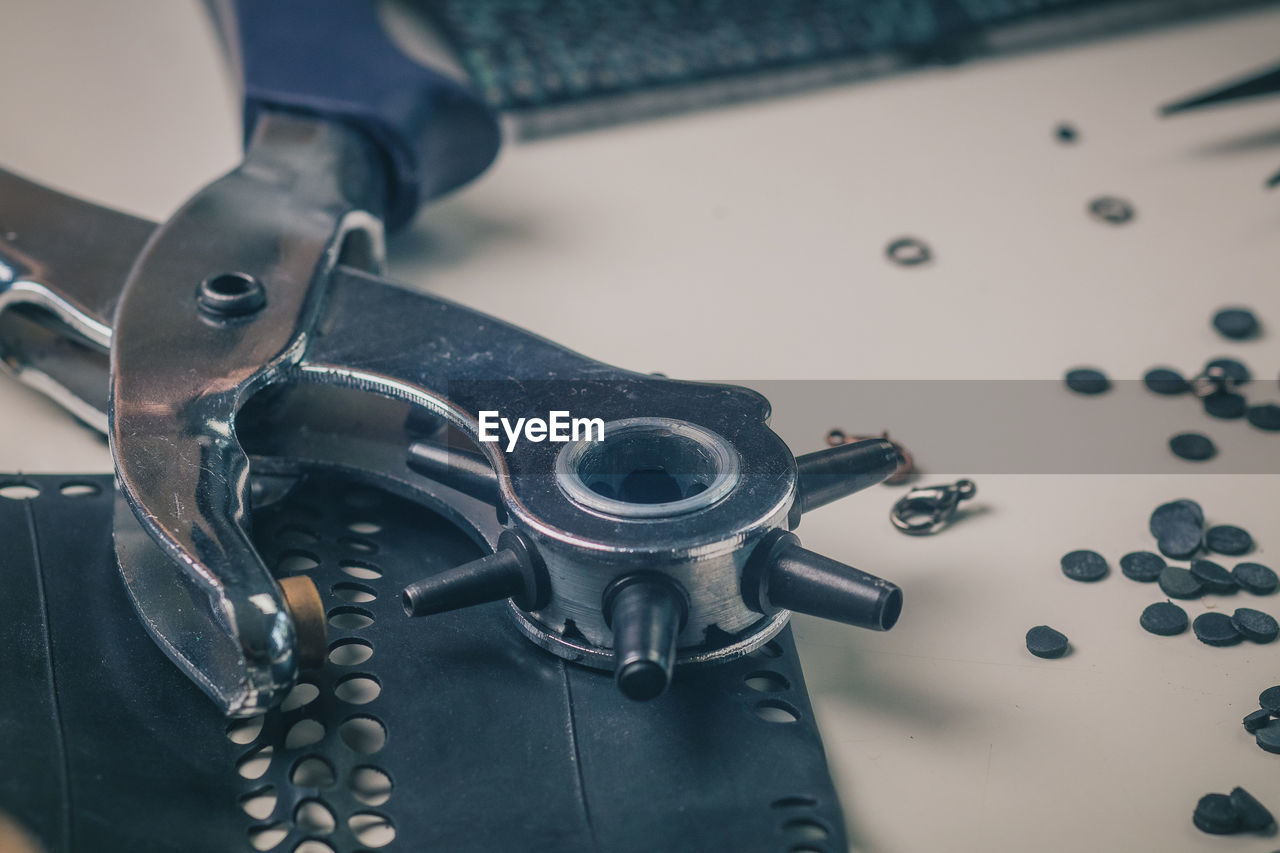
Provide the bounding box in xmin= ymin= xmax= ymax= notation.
xmin=418 ymin=0 xmax=1276 ymax=137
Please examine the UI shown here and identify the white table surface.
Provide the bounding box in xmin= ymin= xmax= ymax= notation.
xmin=3 ymin=2 xmax=1280 ymax=851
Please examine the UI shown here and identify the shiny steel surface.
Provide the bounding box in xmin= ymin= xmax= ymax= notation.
xmin=0 ymin=169 xmax=156 ymax=431
xmin=301 ymin=268 xmax=799 ymax=656
xmin=109 ymin=112 xmax=386 ymax=715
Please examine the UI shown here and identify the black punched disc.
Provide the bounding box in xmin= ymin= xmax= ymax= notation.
xmin=1193 ymin=793 xmax=1242 ymax=835
xmin=1256 ymin=719 xmax=1280 ymax=754
xmin=1061 ymin=550 xmax=1109 ymax=582
xmin=1150 ymin=499 xmax=1203 ymax=536
xmin=1139 ymin=602 xmax=1188 ymax=636
xmin=1204 ymin=391 xmax=1247 ymax=420
xmin=1193 ymin=612 xmax=1242 ymax=646
xmin=1247 ymin=403 xmax=1280 ymax=431
xmin=1143 ymin=367 xmax=1189 ymax=395
xmin=1169 ymin=433 xmax=1215 ymax=461
xmin=1025 ymin=625 xmax=1069 ymax=659
xmin=1244 ymin=709 xmax=1273 ymax=733
xmin=1190 ymin=559 xmax=1237 ymax=595
xmin=1065 ymin=367 xmax=1110 ymax=395
xmin=1229 ymin=787 xmax=1275 ymax=832
xmin=1232 ymin=608 xmax=1279 ymax=643
xmin=1158 ymin=566 xmax=1203 ymax=600
xmin=1158 ymin=533 xmax=1202 ymax=560
xmin=1120 ymin=551 xmax=1166 ymax=582
xmin=1262 ymin=685 xmax=1280 ymax=715
xmin=1212 ymin=308 xmax=1260 ymax=340
xmin=1206 ymin=525 xmax=1252 ymax=556
xmin=1151 ymin=501 xmax=1203 ymax=559
xmin=1205 ymin=357 xmax=1251 ymax=385
xmin=1233 ymin=563 xmax=1278 ymax=595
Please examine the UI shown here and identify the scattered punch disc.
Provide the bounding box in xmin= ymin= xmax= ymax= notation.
xmin=1120 ymin=551 xmax=1166 ymax=582
xmin=1143 ymin=367 xmax=1189 ymax=395
xmin=1189 ymin=559 xmax=1237 ymax=595
xmin=1087 ymin=196 xmax=1134 ymax=225
xmin=1243 ymin=709 xmax=1273 ymax=733
xmin=1151 ymin=500 xmax=1203 ymax=559
xmin=1256 ymin=719 xmax=1280 ymax=754
xmin=1261 ymin=685 xmax=1280 ymax=715
xmin=1205 ymin=524 xmax=1252 ymax=556
xmin=1158 ymin=532 xmax=1202 ymax=561
xmin=1158 ymin=566 xmax=1203 ymax=600
xmin=1232 ymin=562 xmax=1278 ymax=595
xmin=1231 ymin=608 xmax=1278 ymax=643
xmin=1246 ymin=403 xmax=1280 ymax=431
xmin=1204 ymin=391 xmax=1247 ymax=420
xmin=1212 ymin=307 xmax=1260 ymax=340
xmin=1193 ymin=793 xmax=1242 ymax=835
xmin=1229 ymin=787 xmax=1275 ymax=832
xmin=1205 ymin=357 xmax=1251 ymax=385
xmin=1061 ymin=549 xmax=1108 ymax=582
xmin=1064 ymin=367 xmax=1110 ymax=395
xmin=1193 ymin=612 xmax=1242 ymax=646
xmin=1026 ymin=625 xmax=1070 ymax=659
xmin=1150 ymin=499 xmax=1203 ymax=536
xmin=1169 ymin=432 xmax=1215 ymax=462
xmin=1139 ymin=601 xmax=1188 ymax=636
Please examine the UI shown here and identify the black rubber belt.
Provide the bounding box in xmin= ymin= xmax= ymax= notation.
xmin=0 ymin=473 xmax=847 ymax=853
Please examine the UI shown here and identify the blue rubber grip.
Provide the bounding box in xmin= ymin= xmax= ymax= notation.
xmin=225 ymin=0 xmax=501 ymax=230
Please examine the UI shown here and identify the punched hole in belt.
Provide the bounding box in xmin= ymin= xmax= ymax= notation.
xmin=280 ymin=682 xmax=320 ymax=712
xmin=339 ymin=536 xmax=378 ymax=554
xmin=339 ymin=559 xmax=382 ymax=579
xmin=339 ymin=715 xmax=387 ymax=754
xmin=348 ymin=766 xmax=393 ymax=806
xmin=349 ymin=811 xmax=396 ymax=847
xmin=237 ymin=745 xmax=274 ymax=780
xmin=327 ymin=606 xmax=374 ymax=630
xmin=331 ymin=581 xmax=376 ymax=603
xmin=284 ymin=719 xmax=325 ymax=750
xmin=754 ymin=699 xmax=802 ymax=724
xmin=238 ymin=785 xmax=277 ymax=820
xmin=277 ymin=550 xmax=320 ymax=573
xmin=58 ymin=480 xmax=101 ymax=497
xmin=227 ymin=716 xmax=265 ymax=745
xmin=744 ymin=671 xmax=790 ymax=693
xmin=247 ymin=821 xmax=288 ymax=851
xmin=328 ymin=638 xmax=373 ymax=666
xmin=293 ymin=798 xmax=336 ymax=834
xmin=291 ymin=756 xmax=336 ymax=788
xmin=0 ymin=482 xmax=39 ymax=500
xmin=334 ymin=673 xmax=381 ymax=705
xmin=294 ymin=841 xmax=336 ymax=853
xmin=783 ymin=817 xmax=830 ymax=842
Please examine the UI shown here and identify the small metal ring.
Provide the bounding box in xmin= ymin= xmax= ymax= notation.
xmin=885 ymin=237 xmax=932 ymax=267
xmin=555 ymin=417 xmax=740 ymax=519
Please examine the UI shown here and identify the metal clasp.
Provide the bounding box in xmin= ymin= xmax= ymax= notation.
xmin=890 ymin=479 xmax=976 ymax=536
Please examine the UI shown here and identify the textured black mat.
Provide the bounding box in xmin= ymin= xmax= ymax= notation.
xmin=0 ymin=472 xmax=845 ymax=852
